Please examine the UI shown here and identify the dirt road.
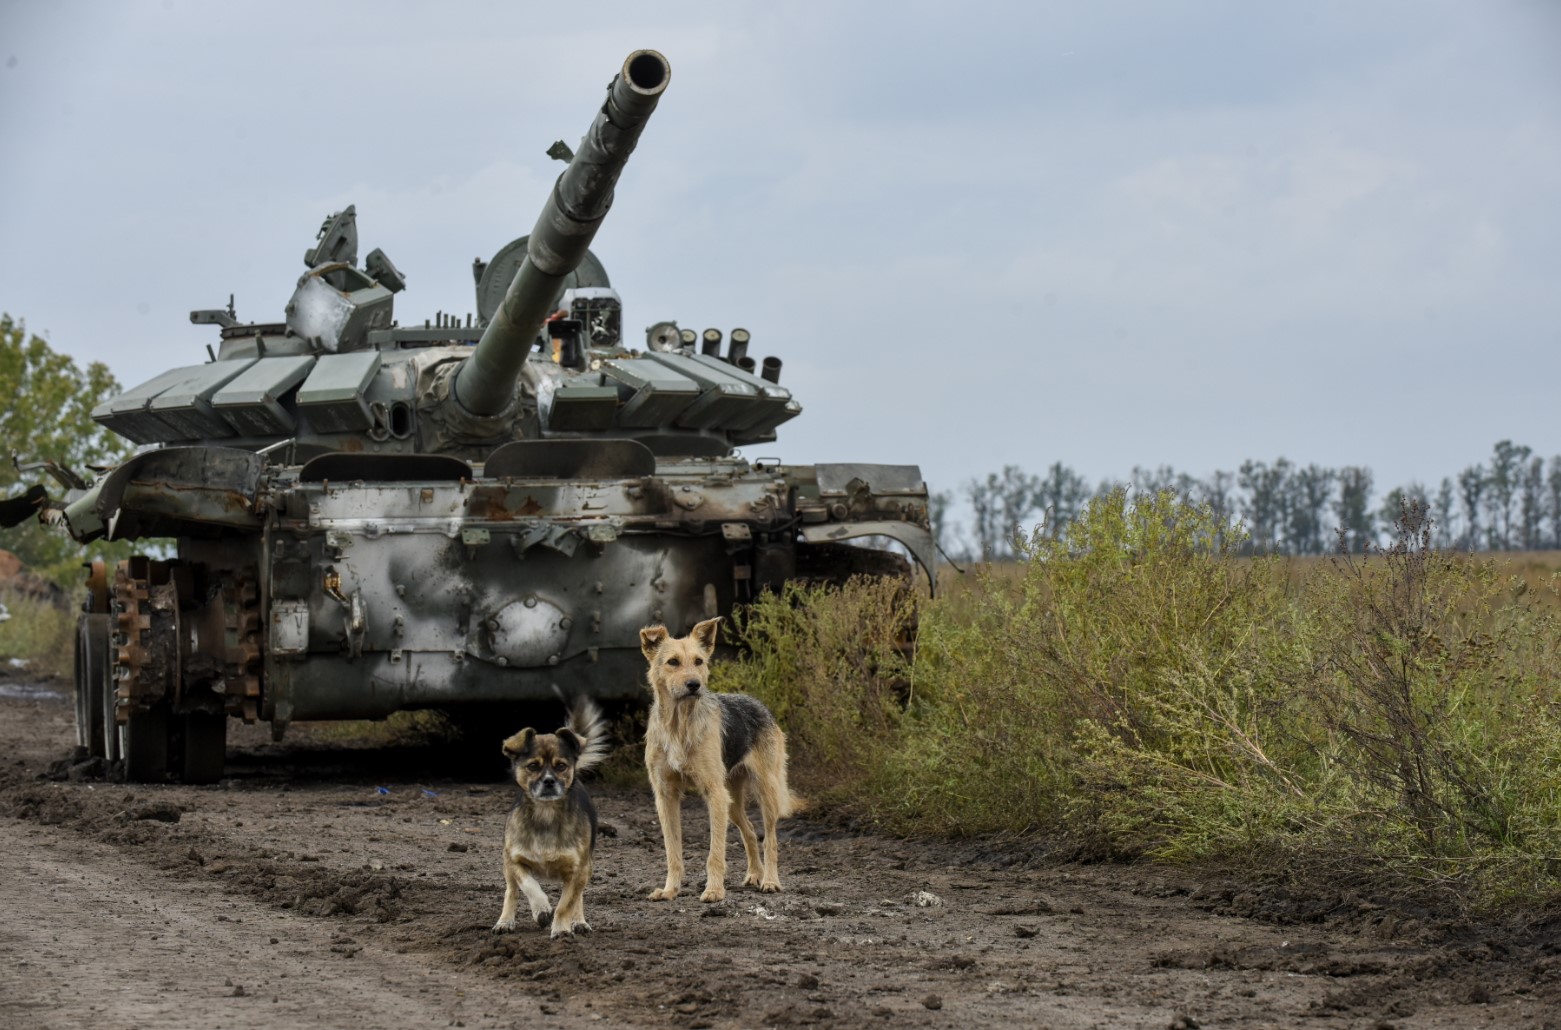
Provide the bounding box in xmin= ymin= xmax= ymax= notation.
xmin=1 ymin=682 xmax=1556 ymax=1029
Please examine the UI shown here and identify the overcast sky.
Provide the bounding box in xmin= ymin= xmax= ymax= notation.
xmin=3 ymin=0 xmax=1559 ymax=512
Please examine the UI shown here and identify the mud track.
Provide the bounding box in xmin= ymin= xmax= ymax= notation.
xmin=1 ymin=683 xmax=1557 ymax=1029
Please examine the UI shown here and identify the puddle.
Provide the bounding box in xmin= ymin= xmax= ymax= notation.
xmin=0 ymin=681 xmax=65 ymax=701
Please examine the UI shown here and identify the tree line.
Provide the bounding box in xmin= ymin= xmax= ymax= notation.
xmin=935 ymin=440 xmax=1561 ymax=560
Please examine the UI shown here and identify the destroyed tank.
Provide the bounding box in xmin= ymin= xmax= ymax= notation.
xmin=23 ymin=51 xmax=934 ymax=783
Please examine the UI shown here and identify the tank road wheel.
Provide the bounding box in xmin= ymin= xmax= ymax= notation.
xmin=180 ymin=711 xmax=227 ymax=785
xmin=111 ymin=557 xmax=238 ymax=784
xmin=73 ymin=615 xmax=94 ymax=751
xmin=102 ymin=661 xmax=122 ymax=764
xmin=73 ymin=616 xmax=86 ymax=748
xmin=113 ymin=557 xmax=180 ymax=783
xmin=121 ymin=703 xmax=172 ymax=782
xmin=73 ymin=615 xmax=112 ymax=756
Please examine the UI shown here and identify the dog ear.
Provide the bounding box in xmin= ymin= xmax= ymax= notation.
xmin=501 ymin=728 xmax=536 ymax=759
xmin=554 ymin=727 xmax=581 ymax=758
xmin=640 ymin=625 xmax=668 ymax=661
xmin=691 ymin=616 xmax=722 ymax=655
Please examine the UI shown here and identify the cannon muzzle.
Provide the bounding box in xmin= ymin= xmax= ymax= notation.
xmin=453 ymin=50 xmax=671 ymax=417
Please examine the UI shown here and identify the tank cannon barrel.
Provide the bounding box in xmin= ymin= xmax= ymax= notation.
xmin=453 ymin=50 xmax=671 ymax=417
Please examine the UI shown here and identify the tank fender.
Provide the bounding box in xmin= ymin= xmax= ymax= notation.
xmin=798 ymin=521 xmax=937 ymax=593
xmin=63 ymin=446 xmax=264 ymax=542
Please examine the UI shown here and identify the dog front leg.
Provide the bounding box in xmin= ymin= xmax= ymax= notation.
xmin=493 ymin=858 xmax=521 ymax=932
xmin=700 ymin=781 xmax=732 ymax=902
xmin=552 ymin=857 xmax=593 ymax=938
xmin=519 ymin=870 xmax=552 ymax=928
xmin=648 ymin=770 xmax=685 ymax=901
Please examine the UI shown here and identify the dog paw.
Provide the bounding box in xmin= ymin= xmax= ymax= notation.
xmin=532 ymin=909 xmax=553 ymax=929
xmin=759 ymin=879 xmax=782 ymax=893
xmin=700 ymin=886 xmax=726 ymax=903
xmin=548 ymin=925 xmax=574 ymax=939
xmin=648 ymin=887 xmax=679 ymax=901
xmin=492 ymin=917 xmax=517 ymax=933
xmin=742 ymin=872 xmax=763 ymax=887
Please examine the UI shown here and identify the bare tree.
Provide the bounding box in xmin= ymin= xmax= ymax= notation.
xmin=1549 ymin=457 xmax=1561 ymax=550
xmin=1238 ymin=458 xmax=1292 ymax=554
xmin=1197 ymin=470 xmax=1237 ymax=549
xmin=1335 ymin=466 xmax=1375 ymax=552
xmin=967 ymin=465 xmax=1042 ymax=560
xmin=1482 ymin=440 xmax=1530 ymax=550
xmin=1433 ymin=477 xmax=1457 ymax=550
xmin=1519 ymin=455 xmax=1545 ymax=552
xmin=928 ymin=489 xmax=955 ymax=559
xmin=1035 ymin=462 xmax=1089 ymax=540
xmin=1289 ymin=464 xmax=1337 ymax=555
xmin=1458 ymin=464 xmax=1486 ymax=551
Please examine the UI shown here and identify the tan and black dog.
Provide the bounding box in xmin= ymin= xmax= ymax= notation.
xmin=492 ymin=699 xmax=608 ymax=937
xmin=640 ymin=617 xmax=797 ymax=903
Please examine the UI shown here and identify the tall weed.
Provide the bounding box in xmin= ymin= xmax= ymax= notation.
xmin=0 ymin=589 xmax=73 ymax=680
xmin=1296 ymin=501 xmax=1561 ymax=904
xmin=721 ymin=577 xmax=916 ymax=794
xmin=746 ymin=492 xmax=1561 ymax=912
xmin=874 ymin=492 xmax=1312 ymax=856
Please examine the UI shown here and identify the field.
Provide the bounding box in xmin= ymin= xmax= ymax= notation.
xmin=3 ymin=502 xmax=1561 ymax=1028
xmin=722 ymin=499 xmax=1561 ymax=917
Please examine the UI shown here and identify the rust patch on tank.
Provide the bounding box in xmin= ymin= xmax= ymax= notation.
xmin=465 ymin=489 xmax=543 ymax=521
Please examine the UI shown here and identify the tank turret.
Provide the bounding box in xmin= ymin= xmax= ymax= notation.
xmin=14 ymin=51 xmax=937 ymax=785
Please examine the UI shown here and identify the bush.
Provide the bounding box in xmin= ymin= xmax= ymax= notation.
xmin=871 ymin=491 xmax=1308 ymax=855
xmin=720 ymin=577 xmax=916 ymax=796
xmin=1293 ymin=502 xmax=1561 ymax=906
xmin=0 ymin=588 xmax=75 ymax=680
xmin=744 ymin=491 xmax=1561 ymax=913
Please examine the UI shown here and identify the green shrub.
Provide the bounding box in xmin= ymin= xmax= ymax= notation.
xmin=0 ymin=589 xmax=74 ymax=680
xmin=721 ymin=577 xmax=916 ymax=797
xmin=870 ymin=491 xmax=1311 ymax=855
xmin=739 ymin=492 xmax=1561 ymax=912
xmin=1292 ymin=503 xmax=1561 ymax=906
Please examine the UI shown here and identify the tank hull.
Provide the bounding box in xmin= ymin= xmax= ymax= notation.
xmin=76 ymin=454 xmax=931 ymax=780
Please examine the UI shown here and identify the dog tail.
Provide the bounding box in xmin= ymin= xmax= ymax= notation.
xmin=564 ymin=697 xmax=611 ymax=773
xmin=768 ymin=741 xmax=807 ymax=819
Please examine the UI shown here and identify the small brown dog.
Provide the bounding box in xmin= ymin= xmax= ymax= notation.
xmin=492 ymin=699 xmax=607 ymax=937
xmin=640 ymin=617 xmax=797 ymax=903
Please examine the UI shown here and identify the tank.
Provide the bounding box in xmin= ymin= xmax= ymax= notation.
xmin=26 ymin=51 xmax=935 ymax=783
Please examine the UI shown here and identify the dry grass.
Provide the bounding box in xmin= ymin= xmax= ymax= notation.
xmin=728 ymin=498 xmax=1561 ymax=914
xmin=0 ymin=589 xmax=73 ymax=681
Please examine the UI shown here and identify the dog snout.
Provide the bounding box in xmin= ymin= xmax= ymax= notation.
xmin=684 ymin=679 xmax=702 ymax=694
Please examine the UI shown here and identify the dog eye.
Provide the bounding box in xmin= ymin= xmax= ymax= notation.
xmin=526 ymin=760 xmax=542 ymax=771
xmin=553 ymin=761 xmax=568 ymax=772
xmin=666 ymin=657 xmax=680 ymax=668
xmin=694 ymin=656 xmax=704 ymax=666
